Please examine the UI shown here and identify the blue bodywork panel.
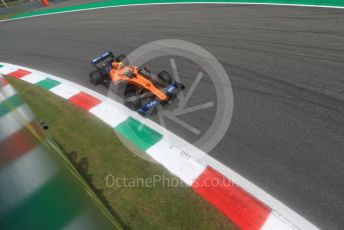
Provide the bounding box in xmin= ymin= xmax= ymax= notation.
xmin=138 ymin=100 xmax=159 ymax=116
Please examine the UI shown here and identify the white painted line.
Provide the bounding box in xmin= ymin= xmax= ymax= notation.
xmin=49 ymin=83 xmax=80 ymax=99
xmin=89 ymin=101 xmax=129 ymax=127
xmin=147 ymin=139 xmax=206 ymax=186
xmin=0 ymin=145 xmax=58 ymax=215
xmin=261 ymin=212 xmax=296 ymax=230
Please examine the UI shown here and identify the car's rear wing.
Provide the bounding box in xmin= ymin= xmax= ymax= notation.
xmin=90 ymin=51 xmax=114 ymax=68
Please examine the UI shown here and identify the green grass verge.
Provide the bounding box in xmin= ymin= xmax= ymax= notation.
xmin=8 ymin=77 xmax=237 ymax=230
xmin=0 ymin=11 xmax=22 ymax=20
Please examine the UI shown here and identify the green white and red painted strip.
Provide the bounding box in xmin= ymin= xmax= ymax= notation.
xmin=0 ymin=72 xmax=117 ymax=229
xmin=0 ymin=62 xmax=318 ymax=230
xmin=0 ymin=77 xmax=69 ymax=228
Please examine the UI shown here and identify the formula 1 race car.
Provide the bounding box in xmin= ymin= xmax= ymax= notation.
xmin=89 ymin=51 xmax=185 ymax=117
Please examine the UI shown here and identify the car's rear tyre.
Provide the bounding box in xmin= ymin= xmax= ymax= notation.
xmin=127 ymin=100 xmax=141 ymax=111
xmin=125 ymin=92 xmax=142 ymax=111
xmin=115 ymin=54 xmax=128 ymax=65
xmin=157 ymin=71 xmax=172 ymax=86
xmin=90 ymin=70 xmax=103 ymax=85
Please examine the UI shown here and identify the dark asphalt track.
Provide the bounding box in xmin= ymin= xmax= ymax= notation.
xmin=1 ymin=4 xmax=344 ymax=229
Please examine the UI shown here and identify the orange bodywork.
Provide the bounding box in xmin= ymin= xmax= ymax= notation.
xmin=109 ymin=62 xmax=167 ymax=101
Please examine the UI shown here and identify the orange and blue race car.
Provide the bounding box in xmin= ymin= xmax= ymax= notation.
xmin=89 ymin=51 xmax=185 ymax=117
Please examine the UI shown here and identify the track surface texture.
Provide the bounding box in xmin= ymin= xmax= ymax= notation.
xmin=1 ymin=4 xmax=344 ymax=229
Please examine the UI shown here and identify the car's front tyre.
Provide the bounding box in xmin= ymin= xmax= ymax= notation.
xmin=157 ymin=71 xmax=172 ymax=86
